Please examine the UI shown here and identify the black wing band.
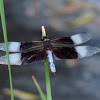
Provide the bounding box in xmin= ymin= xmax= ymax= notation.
xmin=53 ymin=46 xmax=78 ymax=59
xmin=20 ymin=41 xmax=43 ymax=51
xmin=21 ymin=48 xmax=47 ymax=64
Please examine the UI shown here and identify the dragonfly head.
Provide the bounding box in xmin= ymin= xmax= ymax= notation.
xmin=41 ymin=36 xmax=50 ymax=41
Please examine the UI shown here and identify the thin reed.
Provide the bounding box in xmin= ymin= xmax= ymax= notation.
xmin=0 ymin=0 xmax=14 ymax=100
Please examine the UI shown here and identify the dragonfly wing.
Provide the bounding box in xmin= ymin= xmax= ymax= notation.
xmin=0 ymin=41 xmax=43 ymax=52
xmin=0 ymin=48 xmax=47 ymax=65
xmin=51 ymin=33 xmax=92 ymax=45
xmin=53 ymin=46 xmax=100 ymax=60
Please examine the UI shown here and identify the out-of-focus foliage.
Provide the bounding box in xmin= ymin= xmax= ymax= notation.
xmin=4 ymin=0 xmax=99 ymax=31
xmin=3 ymin=88 xmax=39 ymax=100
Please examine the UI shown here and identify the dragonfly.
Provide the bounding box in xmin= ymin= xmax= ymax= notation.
xmin=0 ymin=26 xmax=100 ymax=73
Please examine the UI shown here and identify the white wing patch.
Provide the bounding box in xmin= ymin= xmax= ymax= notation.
xmin=8 ymin=42 xmax=21 ymax=52
xmin=9 ymin=53 xmax=21 ymax=65
xmin=0 ymin=42 xmax=21 ymax=52
xmin=0 ymin=53 xmax=21 ymax=65
xmin=47 ymin=50 xmax=56 ymax=73
xmin=71 ymin=33 xmax=92 ymax=45
xmin=75 ymin=46 xmax=100 ymax=58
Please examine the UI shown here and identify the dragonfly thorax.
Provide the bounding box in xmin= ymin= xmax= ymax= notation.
xmin=43 ymin=40 xmax=53 ymax=51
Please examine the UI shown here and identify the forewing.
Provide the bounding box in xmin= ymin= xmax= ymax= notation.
xmin=51 ymin=33 xmax=92 ymax=45
xmin=53 ymin=46 xmax=100 ymax=60
xmin=0 ymin=41 xmax=43 ymax=52
xmin=0 ymin=48 xmax=47 ymax=65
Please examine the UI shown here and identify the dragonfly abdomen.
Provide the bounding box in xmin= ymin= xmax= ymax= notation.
xmin=47 ymin=50 xmax=56 ymax=73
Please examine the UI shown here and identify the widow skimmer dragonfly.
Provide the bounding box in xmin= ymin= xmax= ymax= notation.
xmin=0 ymin=26 xmax=100 ymax=73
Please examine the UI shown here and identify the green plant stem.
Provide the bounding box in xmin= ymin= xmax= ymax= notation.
xmin=0 ymin=0 xmax=14 ymax=100
xmin=32 ymin=76 xmax=47 ymax=100
xmin=44 ymin=59 xmax=52 ymax=100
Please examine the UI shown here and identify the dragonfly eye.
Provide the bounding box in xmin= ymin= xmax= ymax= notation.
xmin=41 ymin=36 xmax=50 ymax=41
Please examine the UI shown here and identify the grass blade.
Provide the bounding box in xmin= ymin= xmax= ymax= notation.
xmin=3 ymin=88 xmax=39 ymax=100
xmin=0 ymin=0 xmax=14 ymax=100
xmin=41 ymin=26 xmax=52 ymax=100
xmin=44 ymin=59 xmax=52 ymax=100
xmin=32 ymin=76 xmax=47 ymax=100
